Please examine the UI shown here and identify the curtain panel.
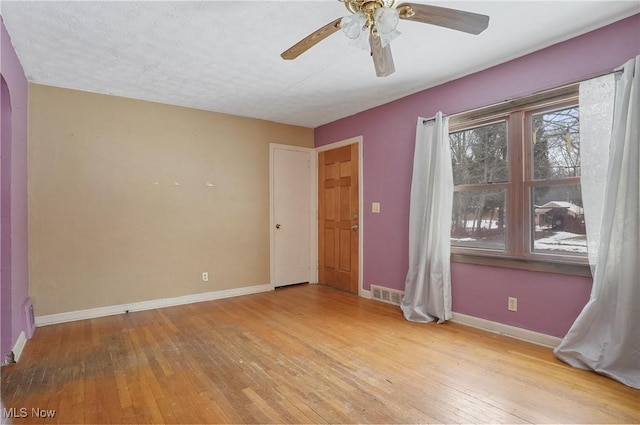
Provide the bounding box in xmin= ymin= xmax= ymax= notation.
xmin=401 ymin=112 xmax=453 ymax=323
xmin=554 ymin=56 xmax=639 ymax=389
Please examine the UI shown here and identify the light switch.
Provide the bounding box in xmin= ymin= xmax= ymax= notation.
xmin=372 ymin=202 xmax=380 ymax=213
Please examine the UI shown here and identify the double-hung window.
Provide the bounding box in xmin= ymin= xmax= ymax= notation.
xmin=449 ymin=86 xmax=589 ymax=275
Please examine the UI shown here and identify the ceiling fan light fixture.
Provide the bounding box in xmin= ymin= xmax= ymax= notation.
xmin=341 ymin=12 xmax=366 ymax=39
xmin=374 ymin=7 xmax=400 ymax=34
xmin=378 ymin=28 xmax=400 ymax=48
xmin=349 ymin=24 xmax=371 ymax=50
xmin=342 ymin=6 xmax=401 ymax=50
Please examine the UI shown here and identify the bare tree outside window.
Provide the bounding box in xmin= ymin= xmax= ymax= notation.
xmin=451 ymin=121 xmax=508 ymax=185
xmin=450 ymin=121 xmax=508 ymax=251
xmin=531 ymin=106 xmax=586 ymax=256
xmin=532 ymin=107 xmax=581 ymax=179
xmin=451 ymin=190 xmax=506 ymax=250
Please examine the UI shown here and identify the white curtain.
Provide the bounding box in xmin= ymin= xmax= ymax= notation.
xmin=401 ymin=112 xmax=453 ymax=323
xmin=554 ymin=56 xmax=640 ymax=389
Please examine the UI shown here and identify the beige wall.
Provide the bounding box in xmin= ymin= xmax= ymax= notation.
xmin=28 ymin=84 xmax=313 ymax=316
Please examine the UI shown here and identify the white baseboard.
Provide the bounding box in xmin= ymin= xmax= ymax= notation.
xmin=451 ymin=312 xmax=562 ymax=348
xmin=360 ymin=288 xmax=372 ymax=299
xmin=12 ymin=331 xmax=27 ymax=362
xmin=35 ymin=284 xmax=273 ymax=327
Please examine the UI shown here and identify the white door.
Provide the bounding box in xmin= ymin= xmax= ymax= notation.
xmin=270 ymin=145 xmax=313 ymax=287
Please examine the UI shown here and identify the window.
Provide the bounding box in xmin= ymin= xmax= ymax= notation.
xmin=449 ymin=87 xmax=589 ymax=274
xmin=450 ymin=120 xmax=508 ymax=251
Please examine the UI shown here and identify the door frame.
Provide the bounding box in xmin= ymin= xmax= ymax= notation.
xmin=314 ymin=136 xmax=364 ymax=296
xmin=269 ymin=143 xmax=315 ymax=289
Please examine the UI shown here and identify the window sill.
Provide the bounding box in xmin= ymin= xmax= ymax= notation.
xmin=450 ymin=253 xmax=592 ymax=277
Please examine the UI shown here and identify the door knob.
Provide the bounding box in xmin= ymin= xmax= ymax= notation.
xmin=275 ymin=224 xmax=282 ymax=229
xmin=352 ymin=225 xmax=359 ymax=231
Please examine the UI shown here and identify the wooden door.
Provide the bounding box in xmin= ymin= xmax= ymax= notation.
xmin=318 ymin=144 xmax=359 ymax=293
xmin=271 ymin=146 xmax=312 ymax=287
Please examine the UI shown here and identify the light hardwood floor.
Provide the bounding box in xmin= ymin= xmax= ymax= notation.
xmin=2 ymin=284 xmax=638 ymax=424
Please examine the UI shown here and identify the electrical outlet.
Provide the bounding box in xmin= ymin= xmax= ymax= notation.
xmin=508 ymin=297 xmax=518 ymax=312
xmin=202 ymin=272 xmax=209 ymax=282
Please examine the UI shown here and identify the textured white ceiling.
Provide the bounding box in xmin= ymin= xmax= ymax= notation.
xmin=1 ymin=1 xmax=638 ymax=128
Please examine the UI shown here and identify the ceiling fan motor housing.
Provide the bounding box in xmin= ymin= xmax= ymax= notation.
xmin=344 ymin=0 xmax=398 ymax=17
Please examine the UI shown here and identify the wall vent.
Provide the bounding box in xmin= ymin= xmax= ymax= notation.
xmin=370 ymin=285 xmax=404 ymax=306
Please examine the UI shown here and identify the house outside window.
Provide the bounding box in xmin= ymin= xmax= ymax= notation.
xmin=448 ymin=86 xmax=590 ymax=275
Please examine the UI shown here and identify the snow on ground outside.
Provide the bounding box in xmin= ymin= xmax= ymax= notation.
xmin=534 ymin=231 xmax=587 ymax=254
xmin=451 ymin=231 xmax=587 ymax=254
xmin=451 ymin=237 xmax=477 ymax=242
xmin=464 ymin=220 xmax=499 ymax=229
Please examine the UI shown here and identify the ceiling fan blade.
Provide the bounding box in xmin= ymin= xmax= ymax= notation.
xmin=370 ymin=35 xmax=395 ymax=78
xmin=397 ymin=3 xmax=489 ymax=35
xmin=281 ymin=18 xmax=343 ymax=60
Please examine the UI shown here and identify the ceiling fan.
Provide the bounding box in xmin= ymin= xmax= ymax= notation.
xmin=281 ymin=0 xmax=489 ymax=77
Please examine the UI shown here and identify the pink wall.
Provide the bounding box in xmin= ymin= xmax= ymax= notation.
xmin=1 ymin=17 xmax=29 ymax=356
xmin=315 ymin=15 xmax=640 ymax=338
